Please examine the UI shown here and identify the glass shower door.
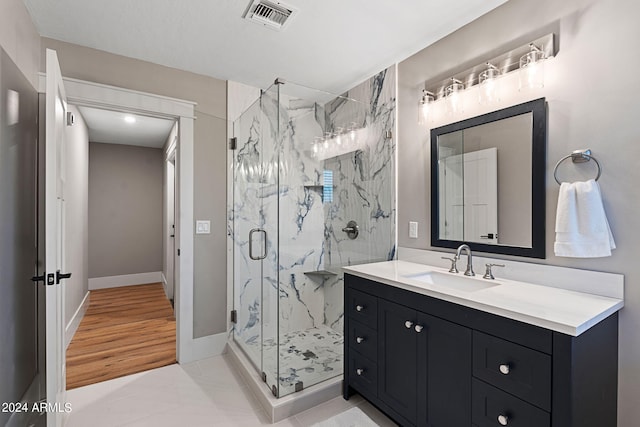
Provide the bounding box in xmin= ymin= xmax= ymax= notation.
xmin=232 ymin=97 xmax=265 ymax=371
xmin=232 ymin=87 xmax=280 ymax=395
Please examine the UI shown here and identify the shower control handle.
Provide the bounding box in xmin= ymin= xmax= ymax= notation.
xmin=249 ymin=228 xmax=267 ymax=260
xmin=342 ymin=220 xmax=359 ymax=240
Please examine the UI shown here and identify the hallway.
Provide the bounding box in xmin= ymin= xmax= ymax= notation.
xmin=66 ymin=283 xmax=176 ymax=389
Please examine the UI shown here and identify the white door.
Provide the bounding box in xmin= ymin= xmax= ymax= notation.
xmin=463 ymin=148 xmax=498 ymax=244
xmin=440 ymin=154 xmax=464 ymax=241
xmin=45 ymin=48 xmax=68 ymax=427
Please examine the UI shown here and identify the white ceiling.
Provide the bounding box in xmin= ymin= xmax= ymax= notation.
xmin=77 ymin=106 xmax=174 ymax=148
xmin=24 ymin=0 xmax=508 ymax=94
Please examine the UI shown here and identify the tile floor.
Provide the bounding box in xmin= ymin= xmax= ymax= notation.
xmin=64 ymin=353 xmax=397 ymax=427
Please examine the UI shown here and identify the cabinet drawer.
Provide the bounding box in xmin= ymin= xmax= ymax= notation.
xmin=348 ymin=352 xmax=377 ymax=397
xmin=473 ymin=331 xmax=551 ymax=411
xmin=472 ymin=379 xmax=550 ymax=427
xmin=347 ymin=289 xmax=377 ymax=328
xmin=349 ymin=320 xmax=378 ymax=362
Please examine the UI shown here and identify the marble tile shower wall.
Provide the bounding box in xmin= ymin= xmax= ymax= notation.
xmin=323 ymin=66 xmax=397 ymax=333
xmin=231 ymin=66 xmax=396 ymax=351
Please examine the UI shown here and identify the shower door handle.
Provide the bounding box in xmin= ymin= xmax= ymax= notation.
xmin=249 ymin=228 xmax=267 ymax=260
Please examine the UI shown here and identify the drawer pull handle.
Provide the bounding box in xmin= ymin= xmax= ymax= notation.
xmin=356 ymin=336 xmax=365 ymax=344
xmin=414 ymin=325 xmax=424 ymax=333
xmin=499 ymin=364 xmax=511 ymax=375
xmin=356 ymin=305 xmax=364 ymax=312
xmin=356 ymin=368 xmax=364 ymax=376
xmin=498 ymin=414 xmax=509 ymax=425
xmin=405 ymin=321 xmax=414 ymax=329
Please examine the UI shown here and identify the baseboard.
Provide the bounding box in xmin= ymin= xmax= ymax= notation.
xmin=65 ymin=292 xmax=90 ymax=349
xmin=88 ymin=271 xmax=163 ymax=290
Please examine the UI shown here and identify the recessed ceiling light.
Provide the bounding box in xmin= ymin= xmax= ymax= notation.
xmin=124 ymin=115 xmax=136 ymax=124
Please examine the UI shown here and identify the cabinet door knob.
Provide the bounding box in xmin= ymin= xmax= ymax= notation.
xmin=414 ymin=325 xmax=424 ymax=333
xmin=405 ymin=321 xmax=414 ymax=329
xmin=356 ymin=336 xmax=365 ymax=344
xmin=356 ymin=305 xmax=364 ymax=312
xmin=356 ymin=368 xmax=364 ymax=376
xmin=498 ymin=414 xmax=509 ymax=425
xmin=499 ymin=364 xmax=511 ymax=375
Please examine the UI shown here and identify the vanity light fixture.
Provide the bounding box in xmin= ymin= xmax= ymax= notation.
xmin=445 ymin=78 xmax=465 ymax=115
xmin=418 ymin=90 xmax=435 ymax=125
xmin=479 ymin=62 xmax=501 ymax=104
xmin=519 ymin=43 xmax=546 ymax=90
xmin=418 ymin=33 xmax=555 ymax=125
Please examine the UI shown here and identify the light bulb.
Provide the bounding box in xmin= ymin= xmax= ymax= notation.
xmin=445 ymin=79 xmax=464 ymax=115
xmin=418 ymin=90 xmax=435 ymax=125
xmin=519 ymin=44 xmax=545 ymax=90
xmin=479 ymin=63 xmax=500 ymax=105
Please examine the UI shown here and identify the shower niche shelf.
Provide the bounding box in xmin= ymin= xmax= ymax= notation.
xmin=303 ymin=270 xmax=338 ymax=278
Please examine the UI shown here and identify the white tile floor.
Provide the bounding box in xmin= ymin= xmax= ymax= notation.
xmin=64 ymin=353 xmax=397 ymax=427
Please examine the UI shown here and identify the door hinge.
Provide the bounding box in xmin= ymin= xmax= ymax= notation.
xmin=47 ymin=274 xmax=55 ymax=286
xmin=385 ymin=129 xmax=393 ymax=140
xmin=261 ymin=372 xmax=267 ymax=382
xmin=229 ymin=137 xmax=237 ymax=150
xmin=230 ymin=310 xmax=237 ymax=324
xmin=177 ymin=249 xmax=181 ymax=256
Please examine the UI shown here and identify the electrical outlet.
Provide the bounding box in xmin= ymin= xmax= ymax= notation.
xmin=409 ymin=221 xmax=418 ymax=239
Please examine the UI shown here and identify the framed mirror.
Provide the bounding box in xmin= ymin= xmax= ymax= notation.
xmin=430 ymin=98 xmax=546 ymax=258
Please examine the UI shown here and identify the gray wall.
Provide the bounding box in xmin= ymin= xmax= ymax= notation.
xmin=0 ymin=0 xmax=40 ymax=89
xmin=397 ymin=0 xmax=640 ymax=424
xmin=41 ymin=38 xmax=228 ymax=337
xmin=88 ymin=142 xmax=163 ymax=278
xmin=64 ymin=105 xmax=89 ymax=324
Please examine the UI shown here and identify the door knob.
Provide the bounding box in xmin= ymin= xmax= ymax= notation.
xmin=356 ymin=305 xmax=364 ymax=312
xmin=499 ymin=364 xmax=510 ymax=375
xmin=356 ymin=368 xmax=364 ymax=376
xmin=405 ymin=321 xmax=414 ymax=329
xmin=31 ymin=274 xmax=46 ymax=282
xmin=414 ymin=325 xmax=424 ymax=333
xmin=356 ymin=337 xmax=365 ymax=344
xmin=498 ymin=414 xmax=509 ymax=425
xmin=56 ymin=270 xmax=72 ymax=284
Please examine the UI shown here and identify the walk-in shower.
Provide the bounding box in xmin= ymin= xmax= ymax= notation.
xmin=229 ymin=68 xmax=396 ymax=400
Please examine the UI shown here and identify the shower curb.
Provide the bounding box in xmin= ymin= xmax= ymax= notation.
xmin=225 ymin=340 xmax=342 ymax=423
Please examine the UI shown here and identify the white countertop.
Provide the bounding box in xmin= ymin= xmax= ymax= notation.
xmin=343 ymin=260 xmax=624 ymax=336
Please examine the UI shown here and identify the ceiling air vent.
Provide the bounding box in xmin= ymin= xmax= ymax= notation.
xmin=243 ymin=0 xmax=297 ymax=31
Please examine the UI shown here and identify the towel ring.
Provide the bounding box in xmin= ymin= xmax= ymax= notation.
xmin=553 ymin=149 xmax=601 ymax=185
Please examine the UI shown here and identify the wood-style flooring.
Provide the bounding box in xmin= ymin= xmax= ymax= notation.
xmin=66 ymin=283 xmax=176 ymax=390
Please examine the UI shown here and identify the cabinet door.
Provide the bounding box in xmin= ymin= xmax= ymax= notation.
xmin=417 ymin=312 xmax=472 ymax=427
xmin=378 ymin=299 xmax=418 ymax=425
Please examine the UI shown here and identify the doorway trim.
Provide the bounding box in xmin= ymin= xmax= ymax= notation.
xmin=38 ymin=74 xmax=197 ymax=363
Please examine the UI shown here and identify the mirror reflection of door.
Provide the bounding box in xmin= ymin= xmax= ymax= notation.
xmin=440 ymin=148 xmax=498 ymax=244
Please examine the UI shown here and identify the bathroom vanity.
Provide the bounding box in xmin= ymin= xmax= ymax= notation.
xmin=343 ymin=260 xmax=624 ymax=427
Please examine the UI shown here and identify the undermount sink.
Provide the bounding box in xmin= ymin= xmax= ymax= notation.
xmin=404 ymin=271 xmax=500 ymax=292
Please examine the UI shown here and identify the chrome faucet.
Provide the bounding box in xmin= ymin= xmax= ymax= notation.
xmin=456 ymin=244 xmax=475 ymax=276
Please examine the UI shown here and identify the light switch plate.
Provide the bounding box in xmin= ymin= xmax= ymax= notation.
xmin=409 ymin=221 xmax=418 ymax=239
xmin=196 ymin=220 xmax=211 ymax=234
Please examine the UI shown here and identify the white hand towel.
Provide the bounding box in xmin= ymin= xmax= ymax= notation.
xmin=554 ymin=179 xmax=615 ymax=257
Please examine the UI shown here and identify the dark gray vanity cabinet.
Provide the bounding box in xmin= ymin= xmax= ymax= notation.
xmin=344 ymin=273 xmax=619 ymax=427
